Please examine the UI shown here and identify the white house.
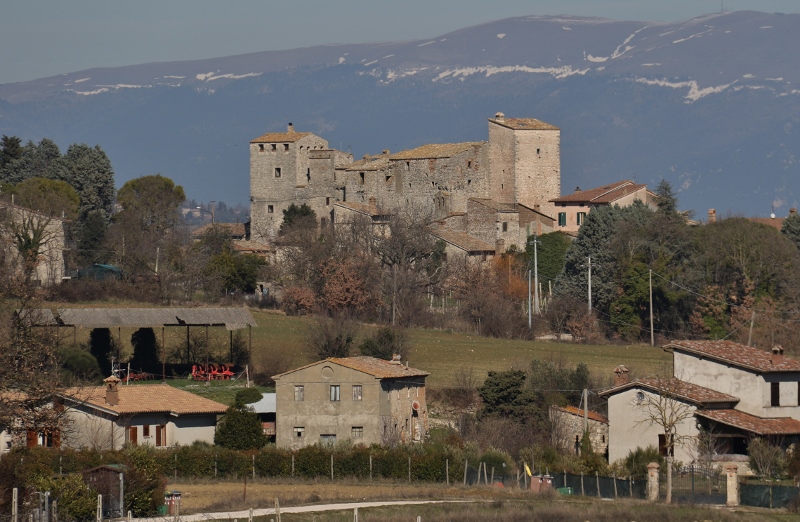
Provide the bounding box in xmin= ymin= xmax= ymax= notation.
xmin=61 ymin=376 xmax=228 ymax=450
xmin=600 ymin=341 xmax=800 ymax=465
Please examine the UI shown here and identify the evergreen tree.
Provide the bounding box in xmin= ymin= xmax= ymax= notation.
xmin=1 ymin=139 xmax=66 ymax=183
xmin=527 ymin=231 xmax=571 ymax=289
xmin=781 ymin=212 xmax=800 ymax=251
xmin=654 ymin=179 xmax=678 ymax=214
xmin=77 ymin=210 xmax=109 ymax=265
xmin=280 ymin=203 xmax=316 ymax=234
xmin=61 ymin=144 xmax=116 ymax=218
xmin=129 ymin=328 xmax=160 ymax=373
xmin=214 ymin=404 xmax=267 ymax=450
xmin=0 ymin=135 xmax=22 ymax=170
xmin=89 ymin=328 xmax=116 ymax=377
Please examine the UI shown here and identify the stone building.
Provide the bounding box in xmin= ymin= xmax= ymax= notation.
xmin=550 ymin=405 xmax=609 ymax=457
xmin=249 ymin=113 xmax=561 ymax=258
xmin=0 ymin=202 xmax=68 ymax=286
xmin=272 ymin=356 xmax=429 ymax=449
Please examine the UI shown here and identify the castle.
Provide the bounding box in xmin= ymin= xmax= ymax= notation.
xmin=249 ymin=113 xmax=561 ymax=258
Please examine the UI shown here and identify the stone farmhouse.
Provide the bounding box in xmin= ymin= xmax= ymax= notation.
xmin=549 ymin=180 xmax=658 ymax=235
xmin=60 ymin=376 xmax=228 ymax=450
xmin=0 ymin=202 xmax=68 ymax=286
xmin=550 ymin=405 xmax=609 ymax=457
xmin=250 ymin=113 xmax=560 ymax=261
xmin=600 ymin=341 xmax=800 ymax=466
xmin=272 ymin=356 xmax=429 ymax=449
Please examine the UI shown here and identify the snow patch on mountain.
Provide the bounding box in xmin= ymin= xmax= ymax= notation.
xmin=586 ymin=54 xmax=608 ymax=63
xmin=435 ymin=65 xmax=589 ymax=81
xmin=497 ymin=34 xmax=506 ymax=39
xmin=635 ymin=77 xmax=735 ymax=102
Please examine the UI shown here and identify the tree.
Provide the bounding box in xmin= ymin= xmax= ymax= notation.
xmin=654 ymin=179 xmax=678 ymax=214
xmin=0 ymin=139 xmax=66 ymax=184
xmin=0 ymin=204 xmax=64 ymax=284
xmin=129 ymin=328 xmax=160 ymax=373
xmin=60 ymin=144 xmax=116 ymax=218
xmin=359 ymin=327 xmax=412 ymax=360
xmin=234 ymin=387 xmax=263 ymax=405
xmin=0 ymin=135 xmax=23 ymax=170
xmin=280 ymin=203 xmax=316 ymax=234
xmin=89 ymin=328 xmax=117 ymax=378
xmin=748 ymin=438 xmax=785 ymax=480
xmin=76 ymin=210 xmax=110 ymax=265
xmin=214 ymin=404 xmax=267 ymax=450
xmin=635 ymin=376 xmax=697 ymax=504
xmin=11 ymin=177 xmax=80 ymax=219
xmin=307 ymin=316 xmax=357 ymax=359
xmin=781 ymin=212 xmax=800 ymax=251
xmin=477 ymin=370 xmax=539 ymax=422
xmin=528 ymin=231 xmax=572 ymax=291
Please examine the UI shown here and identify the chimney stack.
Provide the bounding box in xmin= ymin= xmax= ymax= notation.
xmin=104 ymin=375 xmax=121 ymax=406
xmin=613 ymin=365 xmax=630 ymax=387
xmin=494 ymin=112 xmax=505 ymax=122
xmin=771 ymin=345 xmax=784 ymax=366
xmin=790 ymin=208 xmax=797 ymax=217
xmin=495 ymin=239 xmax=505 ymax=253
xmin=708 ymin=209 xmax=717 ymax=224
xmin=287 ymin=122 xmax=294 ymax=133
xmin=390 ymin=354 xmax=402 ymax=365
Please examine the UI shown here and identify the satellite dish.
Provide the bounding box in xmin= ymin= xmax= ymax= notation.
xmin=771 ymin=213 xmax=776 ymax=219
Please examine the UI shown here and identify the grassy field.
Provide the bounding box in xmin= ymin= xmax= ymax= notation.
xmin=48 ymin=303 xmax=671 ymax=389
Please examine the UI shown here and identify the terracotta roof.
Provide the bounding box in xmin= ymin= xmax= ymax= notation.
xmin=250 ymin=131 xmax=312 ymax=143
xmin=550 ymin=180 xmax=650 ymax=205
xmin=665 ymin=340 xmax=800 ymax=373
xmin=489 ymin=118 xmax=559 ymax=131
xmin=430 ymin=228 xmax=495 ymax=253
xmin=389 ymin=142 xmax=483 ymax=160
xmin=63 ymin=384 xmax=228 ymax=416
xmin=554 ymin=406 xmax=608 ymax=424
xmin=599 ymin=377 xmax=739 ymax=407
xmin=273 ymin=357 xmax=429 ymax=380
xmin=192 ymin=223 xmax=246 ymax=238
xmin=231 ymin=240 xmax=270 ymax=253
xmin=695 ymin=409 xmax=800 ymax=436
xmin=334 ymin=201 xmax=384 ymax=218
xmin=469 ymin=198 xmax=517 ymax=212
xmin=748 ymin=217 xmax=784 ymax=231
xmin=516 ymin=203 xmax=555 ymax=221
xmin=342 ymin=154 xmax=391 ymax=172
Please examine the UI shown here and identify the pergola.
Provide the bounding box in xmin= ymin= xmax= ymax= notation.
xmin=25 ymin=307 xmax=257 ymax=382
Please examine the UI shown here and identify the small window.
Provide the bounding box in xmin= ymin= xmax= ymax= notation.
xmin=271 ymin=144 xmax=277 ymax=151
xmin=330 ymin=385 xmax=340 ymax=401
xmin=405 ymin=161 xmax=410 ymax=171
xmin=259 ymin=144 xmax=265 ymax=152
xmin=771 ymin=382 xmax=780 ymax=407
xmin=502 ymin=222 xmax=508 ymax=232
xmin=351 ymin=426 xmax=364 ymax=439
xmin=467 ymin=160 xmax=472 ymax=168
xmin=283 ymin=144 xmax=289 ymax=151
xmin=294 ymin=385 xmax=304 ymax=401
xmin=536 ymin=148 xmax=541 ymax=155
xmin=386 ymin=175 xmax=392 ymax=182
xmin=558 ymin=212 xmax=567 ymax=227
xmin=143 ymin=425 xmax=150 ymax=437
xmin=306 ymin=168 xmax=311 ymax=182
xmin=293 ymin=427 xmax=305 ymax=438
xmin=320 ymin=434 xmax=336 ymax=444
xmin=359 ymin=172 xmax=365 ymax=185
xmin=326 ymin=197 xmax=331 ymax=206
xmin=274 ymin=167 xmax=282 ymax=178
xmin=267 ymin=205 xmax=274 ymax=213
xmin=441 ymin=252 xmax=448 ymax=262
xmin=352 ymin=385 xmax=362 ymax=401
xmin=577 ymin=212 xmax=587 ymax=226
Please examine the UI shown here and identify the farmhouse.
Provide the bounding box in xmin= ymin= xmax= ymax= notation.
xmin=601 ymin=342 xmax=800 ymax=465
xmin=61 ymin=376 xmax=228 ymax=450
xmin=549 ymin=180 xmax=658 ymax=234
xmin=273 ymin=356 xmax=429 ymax=449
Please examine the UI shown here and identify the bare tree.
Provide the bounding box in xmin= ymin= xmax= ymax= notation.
xmin=635 ymin=376 xmax=697 ymax=504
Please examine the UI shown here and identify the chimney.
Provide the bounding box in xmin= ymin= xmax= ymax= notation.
xmin=287 ymin=122 xmax=294 ymax=133
xmin=771 ymin=345 xmax=784 ymax=366
xmin=575 ymin=186 xmax=581 ymax=192
xmin=494 ymin=112 xmax=505 ymax=122
xmin=382 ymin=149 xmax=390 ymax=155
xmin=790 ymin=208 xmax=797 ymax=217
xmin=613 ymin=365 xmax=629 ymax=387
xmin=368 ymin=196 xmax=378 ymax=215
xmin=708 ymin=209 xmax=717 ymax=224
xmin=104 ymin=375 xmax=121 ymax=406
xmin=391 ymin=354 xmax=402 ymax=365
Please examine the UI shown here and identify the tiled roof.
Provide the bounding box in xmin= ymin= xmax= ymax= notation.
xmin=63 ymin=384 xmax=228 ymax=416
xmin=550 ymin=180 xmax=650 ymax=204
xmin=554 ymin=406 xmax=609 ymax=424
xmin=430 ymin=228 xmax=495 ymax=253
xmin=469 ymin=198 xmax=517 ymax=212
xmin=231 ymin=240 xmax=270 ymax=253
xmin=192 ymin=223 xmax=246 ymax=238
xmin=389 ymin=142 xmax=483 ymax=160
xmin=599 ymin=378 xmax=739 ymax=406
xmin=329 ymin=357 xmax=429 ymax=379
xmin=748 ymin=217 xmax=784 ymax=231
xmin=665 ymin=340 xmax=800 ymax=373
xmin=334 ymin=201 xmax=383 ymax=217
xmin=695 ymin=409 xmax=800 ymax=436
xmin=250 ymin=132 xmax=312 ymax=143
xmin=342 ymin=154 xmax=391 ymax=172
xmin=273 ymin=357 xmax=429 ymax=380
xmin=489 ymin=118 xmax=559 ymax=131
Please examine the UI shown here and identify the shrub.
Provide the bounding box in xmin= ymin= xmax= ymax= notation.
xmin=214 ymin=405 xmax=267 ymax=450
xmin=619 ymin=446 xmax=664 ymax=479
xmin=359 ymin=327 xmax=412 ymax=360
xmin=234 ymin=387 xmax=263 ymax=406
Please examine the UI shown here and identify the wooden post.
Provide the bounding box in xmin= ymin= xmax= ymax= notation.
xmin=580 ymin=472 xmax=585 ymax=496
xmin=629 ymin=475 xmax=633 ymax=498
xmin=215 ymin=454 xmax=217 ymax=478
xmin=483 ymin=462 xmax=488 ymax=485
xmin=186 ymin=326 xmax=190 ymax=364
xmin=613 ymin=473 xmax=618 ymax=499
xmin=331 ymin=454 xmax=334 ymax=481
xmin=291 ymin=454 xmax=295 ymax=477
xmin=252 ymin=454 xmax=255 ymax=480
xmin=174 ymin=453 xmax=177 ymax=480
xmin=596 ymin=471 xmax=601 ymax=498
xmin=244 ymin=476 xmax=247 ymax=502
xmin=205 ymin=325 xmax=210 ymax=387
xmin=12 ymin=488 xmax=18 ymax=522
xmin=161 ymin=327 xmax=166 ymax=383
xmin=248 ymin=324 xmax=252 ymax=363
xmin=463 ymin=460 xmax=468 ymax=486
xmin=248 ymin=508 xmax=252 ymax=522
xmin=275 ymin=498 xmax=281 ymax=522
xmin=369 ymin=454 xmax=373 ymax=481
xmin=490 ymin=466 xmax=495 ymax=485
xmin=230 ymin=330 xmax=233 ymax=363
xmin=408 ymin=456 xmax=411 ymax=482
xmin=446 ymin=459 xmax=449 ymax=486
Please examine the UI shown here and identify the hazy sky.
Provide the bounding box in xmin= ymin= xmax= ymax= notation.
xmin=2 ymin=0 xmax=799 ymax=85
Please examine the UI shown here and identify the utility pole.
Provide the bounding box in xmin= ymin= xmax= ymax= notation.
xmin=533 ymin=234 xmax=540 ymax=315
xmin=587 ymin=256 xmax=592 ymax=312
xmin=748 ymin=311 xmax=756 ymax=346
xmin=527 ymin=269 xmax=532 ymax=330
xmin=649 ymin=269 xmax=654 ymax=347
xmin=582 ymin=389 xmax=588 ymax=433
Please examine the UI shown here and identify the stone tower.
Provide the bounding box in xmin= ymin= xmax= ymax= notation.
xmin=488 ymin=113 xmax=561 ymax=217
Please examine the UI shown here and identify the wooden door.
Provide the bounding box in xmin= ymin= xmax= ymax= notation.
xmin=129 ymin=426 xmax=138 ymax=446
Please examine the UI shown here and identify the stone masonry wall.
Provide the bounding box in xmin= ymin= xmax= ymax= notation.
xmin=514 ymin=129 xmax=561 ymax=219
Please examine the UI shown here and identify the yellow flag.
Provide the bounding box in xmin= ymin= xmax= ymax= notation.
xmin=525 ymin=464 xmax=532 ymax=476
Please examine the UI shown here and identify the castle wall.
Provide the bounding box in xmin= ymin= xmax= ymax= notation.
xmin=487 ymin=124 xmax=516 ymax=205
xmin=514 ymin=129 xmax=561 ymax=217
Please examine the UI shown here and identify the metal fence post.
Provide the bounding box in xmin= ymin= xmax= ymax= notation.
xmin=12 ymin=488 xmax=18 ymax=522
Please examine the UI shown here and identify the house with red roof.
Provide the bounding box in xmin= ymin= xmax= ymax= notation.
xmin=273 ymin=356 xmax=430 ymax=448
xmin=549 ymin=180 xmax=658 ymax=234
xmin=600 ymin=341 xmax=800 ymax=466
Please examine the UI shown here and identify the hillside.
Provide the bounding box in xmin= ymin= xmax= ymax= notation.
xmin=1 ymin=11 xmax=798 ymax=215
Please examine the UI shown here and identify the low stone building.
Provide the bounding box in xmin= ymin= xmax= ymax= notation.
xmin=0 ymin=202 xmax=68 ymax=286
xmin=550 ymin=405 xmax=609 ymax=457
xmin=273 ymin=356 xmax=429 ymax=449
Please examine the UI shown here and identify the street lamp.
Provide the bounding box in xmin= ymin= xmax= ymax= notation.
xmin=527 ymin=235 xmax=541 ymax=329
xmin=196 ymin=201 xmax=215 ymax=224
